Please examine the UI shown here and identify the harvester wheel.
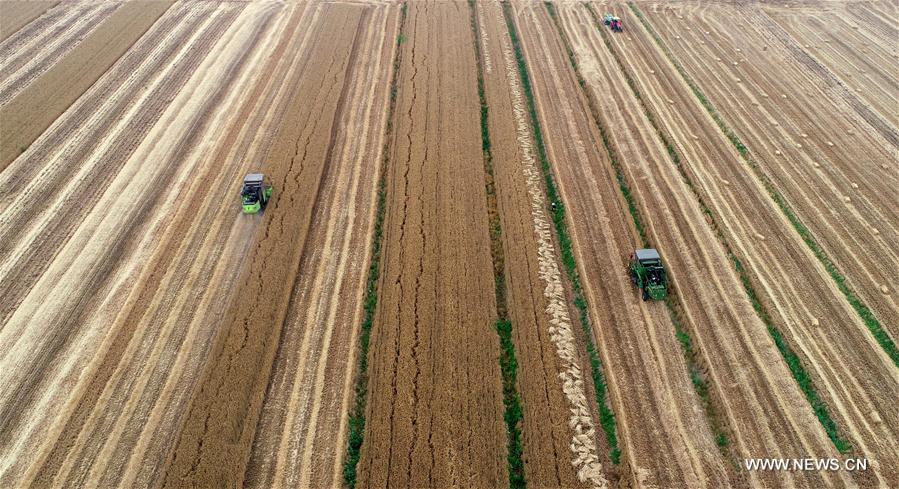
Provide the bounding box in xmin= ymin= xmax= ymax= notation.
xmin=642 ymin=288 xmax=649 ymax=301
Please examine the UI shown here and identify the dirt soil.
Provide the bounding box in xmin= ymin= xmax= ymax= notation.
xmin=355 ymin=2 xmax=507 ymax=488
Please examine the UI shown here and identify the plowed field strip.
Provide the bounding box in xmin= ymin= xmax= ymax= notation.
xmin=0 ymin=1 xmax=57 ymax=41
xmin=636 ymin=2 xmax=899 ymax=335
xmin=244 ymin=4 xmax=399 ymax=488
xmin=357 ymin=2 xmax=507 ymax=487
xmin=510 ymin=3 xmax=723 ymax=487
xmin=0 ymin=0 xmax=172 ymax=169
xmin=0 ymin=2 xmax=119 ymax=106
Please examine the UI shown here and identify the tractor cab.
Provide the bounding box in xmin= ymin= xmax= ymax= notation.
xmin=603 ymin=13 xmax=622 ymax=32
xmin=629 ymin=248 xmax=667 ymax=301
xmin=241 ymin=173 xmax=273 ymax=214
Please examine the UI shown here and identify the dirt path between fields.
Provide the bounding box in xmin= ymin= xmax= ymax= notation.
xmin=356 ymin=2 xmax=507 ymax=487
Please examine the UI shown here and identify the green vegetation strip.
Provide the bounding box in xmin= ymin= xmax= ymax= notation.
xmin=342 ymin=4 xmax=408 ymax=487
xmin=626 ymin=3 xmax=856 ymax=452
xmin=544 ymin=1 xmax=734 ymax=456
xmin=469 ymin=2 xmax=524 ymax=487
xmin=502 ymin=1 xmax=620 ymax=465
xmin=628 ymin=2 xmax=897 ymax=369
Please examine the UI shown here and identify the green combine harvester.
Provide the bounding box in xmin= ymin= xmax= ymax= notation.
xmin=629 ymin=248 xmax=667 ymax=301
xmin=241 ymin=173 xmax=273 ymax=214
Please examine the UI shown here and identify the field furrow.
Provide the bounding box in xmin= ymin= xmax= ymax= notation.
xmin=356 ymin=2 xmax=507 ymax=487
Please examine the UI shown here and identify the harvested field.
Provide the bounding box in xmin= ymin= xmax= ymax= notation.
xmin=0 ymin=1 xmax=57 ymax=41
xmin=637 ymin=1 xmax=899 ymax=336
xmin=1 ymin=1 xmax=896 ymax=488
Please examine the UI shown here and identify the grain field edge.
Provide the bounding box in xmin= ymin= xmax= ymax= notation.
xmin=469 ymin=2 xmax=525 ymax=487
xmin=501 ymin=0 xmax=620 ymax=466
xmin=627 ymin=2 xmax=898 ymax=369
xmin=342 ymin=3 xmax=408 ymax=487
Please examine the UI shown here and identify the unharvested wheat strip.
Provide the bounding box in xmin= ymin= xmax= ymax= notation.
xmin=356 ymin=2 xmax=506 ymax=487
xmin=243 ymin=4 xmax=394 ymax=487
xmin=267 ymin=10 xmax=372 ymax=485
